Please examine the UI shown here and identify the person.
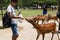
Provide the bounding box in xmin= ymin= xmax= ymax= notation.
xmin=57 ymin=5 xmax=60 ymax=33
xmin=7 ymin=0 xmax=24 ymax=40
xmin=42 ymin=2 xmax=47 ymax=16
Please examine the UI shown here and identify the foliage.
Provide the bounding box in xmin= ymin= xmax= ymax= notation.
xmin=0 ymin=0 xmax=59 ymax=7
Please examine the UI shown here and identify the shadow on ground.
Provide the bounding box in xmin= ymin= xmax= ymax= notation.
xmin=0 ymin=26 xmax=10 ymax=29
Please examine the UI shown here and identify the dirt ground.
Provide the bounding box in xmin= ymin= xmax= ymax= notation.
xmin=0 ymin=20 xmax=60 ymax=40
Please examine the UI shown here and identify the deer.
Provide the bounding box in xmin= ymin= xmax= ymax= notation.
xmin=32 ymin=15 xmax=47 ymax=24
xmin=47 ymin=15 xmax=58 ymax=22
xmin=32 ymin=15 xmax=58 ymax=24
xmin=25 ymin=18 xmax=60 ymax=40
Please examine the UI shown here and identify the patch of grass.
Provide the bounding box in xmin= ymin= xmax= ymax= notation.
xmin=0 ymin=9 xmax=57 ymax=20
xmin=18 ymin=9 xmax=57 ymax=17
xmin=21 ymin=9 xmax=42 ymax=17
xmin=48 ymin=10 xmax=57 ymax=15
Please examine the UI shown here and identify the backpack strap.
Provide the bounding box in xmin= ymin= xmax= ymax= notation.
xmin=11 ymin=8 xmax=13 ymax=13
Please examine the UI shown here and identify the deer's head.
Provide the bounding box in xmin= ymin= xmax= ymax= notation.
xmin=26 ymin=18 xmax=34 ymax=23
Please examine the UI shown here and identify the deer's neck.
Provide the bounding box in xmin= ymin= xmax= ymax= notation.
xmin=30 ymin=22 xmax=40 ymax=29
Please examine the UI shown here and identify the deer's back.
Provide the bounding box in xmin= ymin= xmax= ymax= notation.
xmin=36 ymin=23 xmax=56 ymax=33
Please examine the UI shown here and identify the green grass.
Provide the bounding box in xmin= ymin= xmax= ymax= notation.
xmin=0 ymin=9 xmax=57 ymax=20
xmin=16 ymin=9 xmax=57 ymax=17
xmin=21 ymin=9 xmax=42 ymax=17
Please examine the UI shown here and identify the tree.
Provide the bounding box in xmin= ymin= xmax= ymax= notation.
xmin=0 ymin=0 xmax=58 ymax=8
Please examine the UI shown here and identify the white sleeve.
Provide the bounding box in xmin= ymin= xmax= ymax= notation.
xmin=7 ymin=6 xmax=12 ymax=13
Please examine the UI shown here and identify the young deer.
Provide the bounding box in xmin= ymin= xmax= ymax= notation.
xmin=47 ymin=15 xmax=58 ymax=22
xmin=32 ymin=15 xmax=47 ymax=24
xmin=26 ymin=18 xmax=60 ymax=40
xmin=33 ymin=15 xmax=58 ymax=24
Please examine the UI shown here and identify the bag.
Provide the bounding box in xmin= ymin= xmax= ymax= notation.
xmin=56 ymin=11 xmax=60 ymax=18
xmin=2 ymin=12 xmax=11 ymax=28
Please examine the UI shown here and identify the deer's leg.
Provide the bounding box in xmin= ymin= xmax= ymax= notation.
xmin=37 ymin=20 xmax=39 ymax=24
xmin=36 ymin=32 xmax=40 ymax=40
xmin=56 ymin=32 xmax=60 ymax=40
xmin=51 ymin=32 xmax=54 ymax=40
xmin=42 ymin=20 xmax=44 ymax=24
xmin=54 ymin=20 xmax=56 ymax=23
xmin=42 ymin=20 xmax=43 ymax=24
xmin=36 ymin=30 xmax=40 ymax=40
xmin=41 ymin=21 xmax=43 ymax=24
xmin=42 ymin=34 xmax=45 ymax=40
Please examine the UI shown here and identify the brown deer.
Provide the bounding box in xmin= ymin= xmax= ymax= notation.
xmin=47 ymin=15 xmax=58 ymax=22
xmin=32 ymin=15 xmax=47 ymax=24
xmin=33 ymin=15 xmax=58 ymax=24
xmin=26 ymin=18 xmax=60 ymax=40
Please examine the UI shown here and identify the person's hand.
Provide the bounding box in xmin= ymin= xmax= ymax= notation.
xmin=21 ymin=17 xmax=25 ymax=20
